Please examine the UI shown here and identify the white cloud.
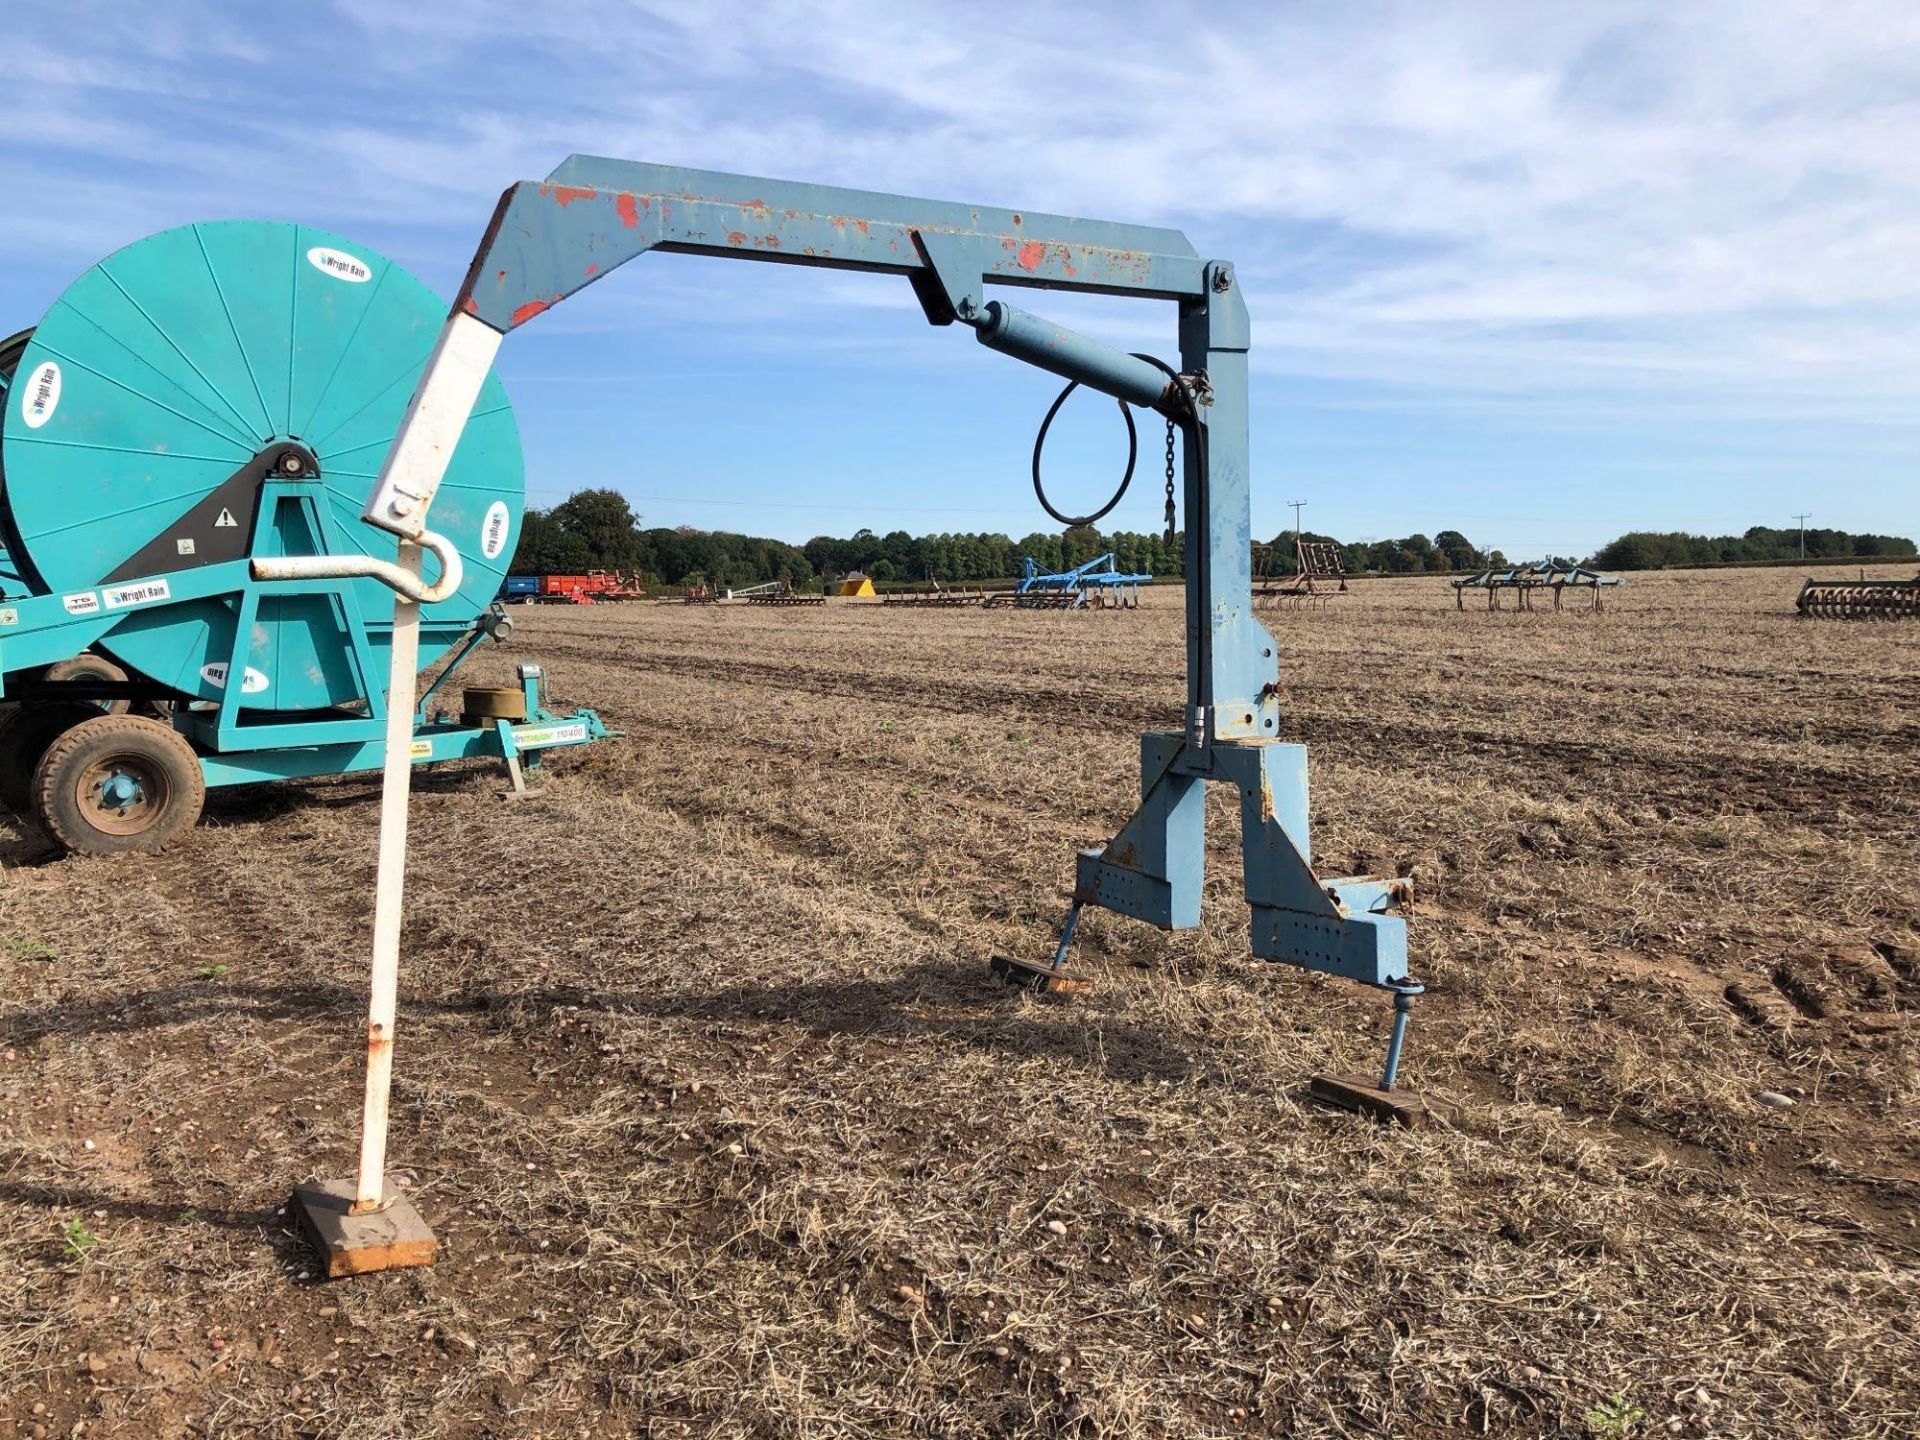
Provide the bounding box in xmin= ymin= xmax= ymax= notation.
xmin=6 ymin=0 xmax=1920 ymax=544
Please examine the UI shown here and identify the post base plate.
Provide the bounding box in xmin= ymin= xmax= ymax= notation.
xmin=1308 ymin=1073 xmax=1429 ymax=1128
xmin=989 ymin=955 xmax=1092 ymax=996
xmin=291 ymin=1176 xmax=438 ymax=1279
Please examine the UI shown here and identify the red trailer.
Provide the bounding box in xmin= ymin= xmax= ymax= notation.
xmin=536 ymin=571 xmax=646 ymax=604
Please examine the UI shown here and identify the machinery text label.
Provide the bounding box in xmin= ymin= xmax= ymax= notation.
xmin=20 ymin=361 xmax=60 ymax=429
xmin=481 ymin=500 xmax=511 ymax=560
xmin=103 ymin=579 xmax=172 ymax=609
xmin=516 ymin=722 xmax=589 ymax=748
xmin=306 ymin=247 xmax=372 ymax=283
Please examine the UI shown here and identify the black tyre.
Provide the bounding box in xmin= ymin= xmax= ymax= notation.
xmin=30 ymin=715 xmax=205 ymax=856
xmin=42 ymin=654 xmax=133 ymax=716
xmin=0 ymin=702 xmax=105 ymax=811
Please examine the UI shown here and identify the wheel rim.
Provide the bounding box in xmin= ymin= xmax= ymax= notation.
xmin=73 ymin=753 xmax=171 ymax=836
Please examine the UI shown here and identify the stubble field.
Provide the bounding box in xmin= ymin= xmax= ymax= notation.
xmin=1 ymin=563 xmax=1916 ymax=1438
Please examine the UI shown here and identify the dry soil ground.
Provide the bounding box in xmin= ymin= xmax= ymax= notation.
xmin=1 ymin=564 xmax=1916 ymax=1439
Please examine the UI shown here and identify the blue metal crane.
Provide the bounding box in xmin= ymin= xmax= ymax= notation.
xmin=342 ymin=158 xmax=1424 ymax=1104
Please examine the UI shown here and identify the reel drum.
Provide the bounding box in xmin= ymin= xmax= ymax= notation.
xmin=0 ymin=221 xmax=523 ymax=712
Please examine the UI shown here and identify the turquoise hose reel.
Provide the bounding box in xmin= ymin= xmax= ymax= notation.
xmin=0 ymin=220 xmax=609 ymax=856
xmin=2 ymin=220 xmax=523 ymax=710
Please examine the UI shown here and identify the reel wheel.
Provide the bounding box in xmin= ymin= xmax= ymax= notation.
xmin=42 ymin=654 xmax=133 ymax=715
xmin=30 ymin=714 xmax=205 ymax=855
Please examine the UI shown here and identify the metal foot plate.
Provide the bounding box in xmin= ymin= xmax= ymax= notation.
xmin=989 ymin=955 xmax=1092 ymax=996
xmin=291 ymin=1176 xmax=437 ymax=1278
xmin=1308 ymin=1073 xmax=1429 ymax=1128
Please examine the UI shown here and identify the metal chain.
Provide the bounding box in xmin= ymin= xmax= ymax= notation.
xmin=1162 ymin=416 xmax=1177 ymax=547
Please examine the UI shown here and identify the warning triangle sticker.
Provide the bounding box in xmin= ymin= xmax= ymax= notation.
xmin=214 ymin=508 xmax=239 ymax=528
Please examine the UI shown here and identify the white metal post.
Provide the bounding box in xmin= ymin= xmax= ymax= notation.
xmin=352 ymin=540 xmax=425 ymax=1214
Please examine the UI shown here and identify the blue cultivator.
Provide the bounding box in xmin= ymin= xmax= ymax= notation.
xmin=988 ymin=553 xmax=1153 ymax=610
xmin=332 ymin=157 xmax=1428 ymax=1113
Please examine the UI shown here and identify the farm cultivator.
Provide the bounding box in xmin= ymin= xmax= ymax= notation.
xmin=1795 ymin=571 xmax=1920 ymax=620
xmin=1452 ymin=562 xmax=1623 ymax=611
xmin=1255 ymin=538 xmax=1349 ymax=609
xmin=745 ymin=590 xmax=825 ymax=607
xmin=996 ymin=553 xmax=1151 ymax=609
xmin=881 ymin=579 xmax=993 ymax=608
xmin=878 ymin=555 xmax=1153 ymax=611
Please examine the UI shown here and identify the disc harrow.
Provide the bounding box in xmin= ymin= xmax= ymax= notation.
xmin=984 ymin=588 xmax=1084 ymax=610
xmin=881 ymin=585 xmax=991 ymax=608
xmin=747 ymin=592 xmax=827 ymax=606
xmin=1795 ymin=573 xmax=1920 ymax=620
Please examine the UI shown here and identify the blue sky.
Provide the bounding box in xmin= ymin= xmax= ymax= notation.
xmin=5 ymin=1 xmax=1918 ymax=556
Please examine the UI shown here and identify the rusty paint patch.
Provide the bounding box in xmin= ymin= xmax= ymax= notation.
xmin=727 ymin=230 xmax=748 ymax=246
xmin=762 ymin=234 xmax=782 ymax=249
xmin=585 ymin=262 xmax=598 ymax=275
xmin=461 ymin=296 xmax=479 ymax=315
xmin=510 ymin=298 xmax=552 ymax=326
xmin=1259 ymin=778 xmax=1275 ymax=825
xmin=548 ymin=184 xmax=598 ymax=207
xmin=616 ymin=192 xmax=641 ymax=228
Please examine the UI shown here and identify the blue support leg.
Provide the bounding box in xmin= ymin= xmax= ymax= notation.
xmin=1048 ymin=901 xmax=1083 ymax=972
xmin=1380 ymin=982 xmax=1422 ymax=1091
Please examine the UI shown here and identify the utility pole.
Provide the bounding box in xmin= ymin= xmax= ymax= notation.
xmin=1287 ymin=499 xmax=1306 ymax=573
xmin=1792 ymin=512 xmax=1811 ymax=560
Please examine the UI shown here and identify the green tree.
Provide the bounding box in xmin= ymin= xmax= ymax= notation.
xmin=1433 ymin=529 xmax=1478 ymax=569
xmin=551 ymin=488 xmax=644 ymax=571
xmin=510 ymin=509 xmax=593 ymax=573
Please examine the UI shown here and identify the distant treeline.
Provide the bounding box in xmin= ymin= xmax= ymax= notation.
xmin=510 ymin=490 xmax=1182 ymax=588
xmin=1590 ymin=527 xmax=1916 ymax=570
xmin=510 ymin=490 xmax=1915 ymax=587
xmin=512 ymin=490 xmax=817 ymax=590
